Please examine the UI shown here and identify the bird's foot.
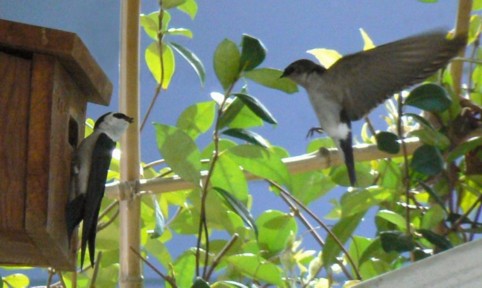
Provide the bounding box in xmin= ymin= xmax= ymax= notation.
xmin=306 ymin=127 xmax=324 ymax=138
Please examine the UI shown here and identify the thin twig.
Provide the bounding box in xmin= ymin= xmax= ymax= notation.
xmin=196 ymin=79 xmax=238 ymax=278
xmin=141 ymin=6 xmax=165 ymax=131
xmin=90 ymin=251 xmax=103 ymax=287
xmin=130 ymin=247 xmax=177 ymax=287
xmin=204 ymin=233 xmax=239 ymax=280
xmin=268 ymin=180 xmax=360 ymax=280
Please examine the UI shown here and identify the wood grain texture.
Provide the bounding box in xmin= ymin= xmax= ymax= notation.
xmin=0 ymin=19 xmax=112 ymax=105
xmin=0 ymin=51 xmax=30 ymax=231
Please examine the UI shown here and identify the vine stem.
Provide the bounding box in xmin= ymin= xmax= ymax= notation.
xmin=140 ymin=6 xmax=165 ymax=131
xmin=130 ymin=247 xmax=177 ymax=287
xmin=195 ymin=79 xmax=239 ymax=278
xmin=268 ymin=180 xmax=361 ymax=280
xmin=397 ymin=95 xmax=414 ymax=261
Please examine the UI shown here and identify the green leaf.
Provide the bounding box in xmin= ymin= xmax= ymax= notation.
xmin=421 ymin=205 xmax=446 ymax=230
xmin=256 ymin=210 xmax=297 ymax=257
xmin=410 ymin=144 xmax=444 ymax=176
xmin=227 ymin=254 xmax=285 ymax=286
xmin=376 ymin=210 xmax=406 ymax=232
xmin=240 ymin=34 xmax=267 ymax=71
xmin=214 ymin=39 xmax=241 ymax=90
xmin=170 ymin=41 xmax=206 ymax=86
xmin=173 ymin=252 xmax=196 ymax=288
xmin=228 ymin=144 xmax=291 ymax=188
xmin=210 ymin=153 xmax=248 ymax=201
xmin=178 ymin=0 xmax=198 ymax=19
xmin=376 ymin=131 xmax=400 ymax=154
xmin=150 ymin=196 xmax=165 ymax=238
xmin=291 ymin=171 xmax=335 ymax=205
xmin=233 ymin=93 xmax=277 ymax=124
xmin=154 ymin=123 xmax=201 ymax=184
xmin=222 ymin=128 xmax=270 ymax=148
xmin=193 ymin=278 xmax=210 ymax=288
xmin=145 ymin=42 xmax=175 ymax=89
xmin=323 ymin=212 xmax=365 ymax=269
xmin=214 ymin=187 xmax=258 ymax=237
xmin=2 ymin=273 xmax=29 ymax=288
xmin=340 ymin=187 xmax=393 ymax=218
xmin=218 ymin=98 xmax=263 ymax=129
xmin=140 ymin=11 xmax=171 ymax=40
xmin=177 ymin=101 xmax=215 ymax=139
xmin=245 ymin=68 xmax=298 ymax=94
xmin=447 ymin=136 xmax=482 ymax=162
xmin=380 ymin=231 xmax=415 ymax=252
xmin=405 ymin=83 xmax=452 ymax=112
xmin=166 ymin=28 xmax=193 ymax=38
xmin=419 ymin=181 xmax=447 ymax=212
xmin=409 ymin=128 xmax=450 ymax=150
xmin=164 ymin=0 xmax=186 ymax=9
xmin=418 ymin=229 xmax=453 ymax=250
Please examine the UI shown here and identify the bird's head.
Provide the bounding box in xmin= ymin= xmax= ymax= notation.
xmin=94 ymin=112 xmax=134 ymax=141
xmin=280 ymin=59 xmax=326 ymax=87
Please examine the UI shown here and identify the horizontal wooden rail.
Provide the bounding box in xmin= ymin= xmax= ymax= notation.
xmin=105 ymin=138 xmax=422 ymax=200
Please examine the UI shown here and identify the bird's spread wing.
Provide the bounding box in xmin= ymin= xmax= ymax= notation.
xmin=80 ymin=133 xmax=115 ymax=269
xmin=323 ymin=31 xmax=465 ymax=121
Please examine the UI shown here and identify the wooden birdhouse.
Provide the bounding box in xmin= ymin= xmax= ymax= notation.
xmin=0 ymin=19 xmax=112 ymax=270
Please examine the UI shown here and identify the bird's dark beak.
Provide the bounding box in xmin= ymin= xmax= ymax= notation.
xmin=279 ymin=70 xmax=287 ymax=79
xmin=127 ymin=117 xmax=134 ymax=124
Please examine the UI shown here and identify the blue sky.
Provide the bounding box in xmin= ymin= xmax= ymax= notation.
xmin=0 ymin=1 xmax=457 ymax=160
xmin=0 ymin=0 xmax=459 ymax=284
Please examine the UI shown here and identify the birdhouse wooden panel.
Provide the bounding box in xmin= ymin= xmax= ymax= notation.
xmin=0 ymin=19 xmax=112 ymax=270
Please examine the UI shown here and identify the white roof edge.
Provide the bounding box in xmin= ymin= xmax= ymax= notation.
xmin=354 ymin=238 xmax=482 ymax=287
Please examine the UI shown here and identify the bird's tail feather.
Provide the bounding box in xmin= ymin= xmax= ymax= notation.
xmin=339 ymin=136 xmax=357 ymax=186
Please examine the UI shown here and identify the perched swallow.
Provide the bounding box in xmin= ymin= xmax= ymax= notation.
xmin=66 ymin=112 xmax=133 ymax=268
xmin=281 ymin=31 xmax=465 ymax=186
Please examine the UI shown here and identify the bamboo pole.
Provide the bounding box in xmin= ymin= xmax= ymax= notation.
xmin=119 ymin=0 xmax=142 ymax=287
xmin=106 ymin=138 xmax=423 ymax=199
xmin=452 ymin=0 xmax=471 ymax=97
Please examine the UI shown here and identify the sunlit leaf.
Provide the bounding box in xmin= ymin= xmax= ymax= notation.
xmin=178 ymin=0 xmax=198 ymax=19
xmin=233 ymin=93 xmax=277 ymax=124
xmin=228 ymin=144 xmax=291 ymax=188
xmin=170 ymin=41 xmax=206 ymax=86
xmin=359 ymin=28 xmax=375 ymax=50
xmin=154 ymin=123 xmax=201 ymax=184
xmin=469 ymin=15 xmax=482 ymax=44
xmin=340 ymin=187 xmax=392 ymax=218
xmin=214 ymin=39 xmax=241 ymax=90
xmin=164 ymin=0 xmax=186 ymax=9
xmin=222 ymin=128 xmax=271 ymax=148
xmin=210 ymin=153 xmax=248 ymax=201
xmin=173 ymin=252 xmax=196 ymax=288
xmin=177 ymin=101 xmax=215 ymax=139
xmin=376 ymin=210 xmax=406 ymax=232
xmin=240 ymin=34 xmax=267 ymax=71
xmin=227 ymin=254 xmax=285 ymax=286
xmin=2 ymin=273 xmax=29 ymax=288
xmin=257 ymin=210 xmax=297 ymax=257
xmin=307 ymin=48 xmax=342 ymax=68
xmin=405 ymin=83 xmax=452 ymax=112
xmin=447 ymin=137 xmax=482 ymax=162
xmin=166 ymin=28 xmax=193 ymax=38
xmin=323 ymin=212 xmax=365 ymax=269
xmin=411 ymin=144 xmax=444 ymax=176
xmin=218 ymin=98 xmax=263 ymax=129
xmin=145 ymin=42 xmax=175 ymax=89
xmin=140 ymin=11 xmax=171 ymax=40
xmin=245 ymin=68 xmax=298 ymax=94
